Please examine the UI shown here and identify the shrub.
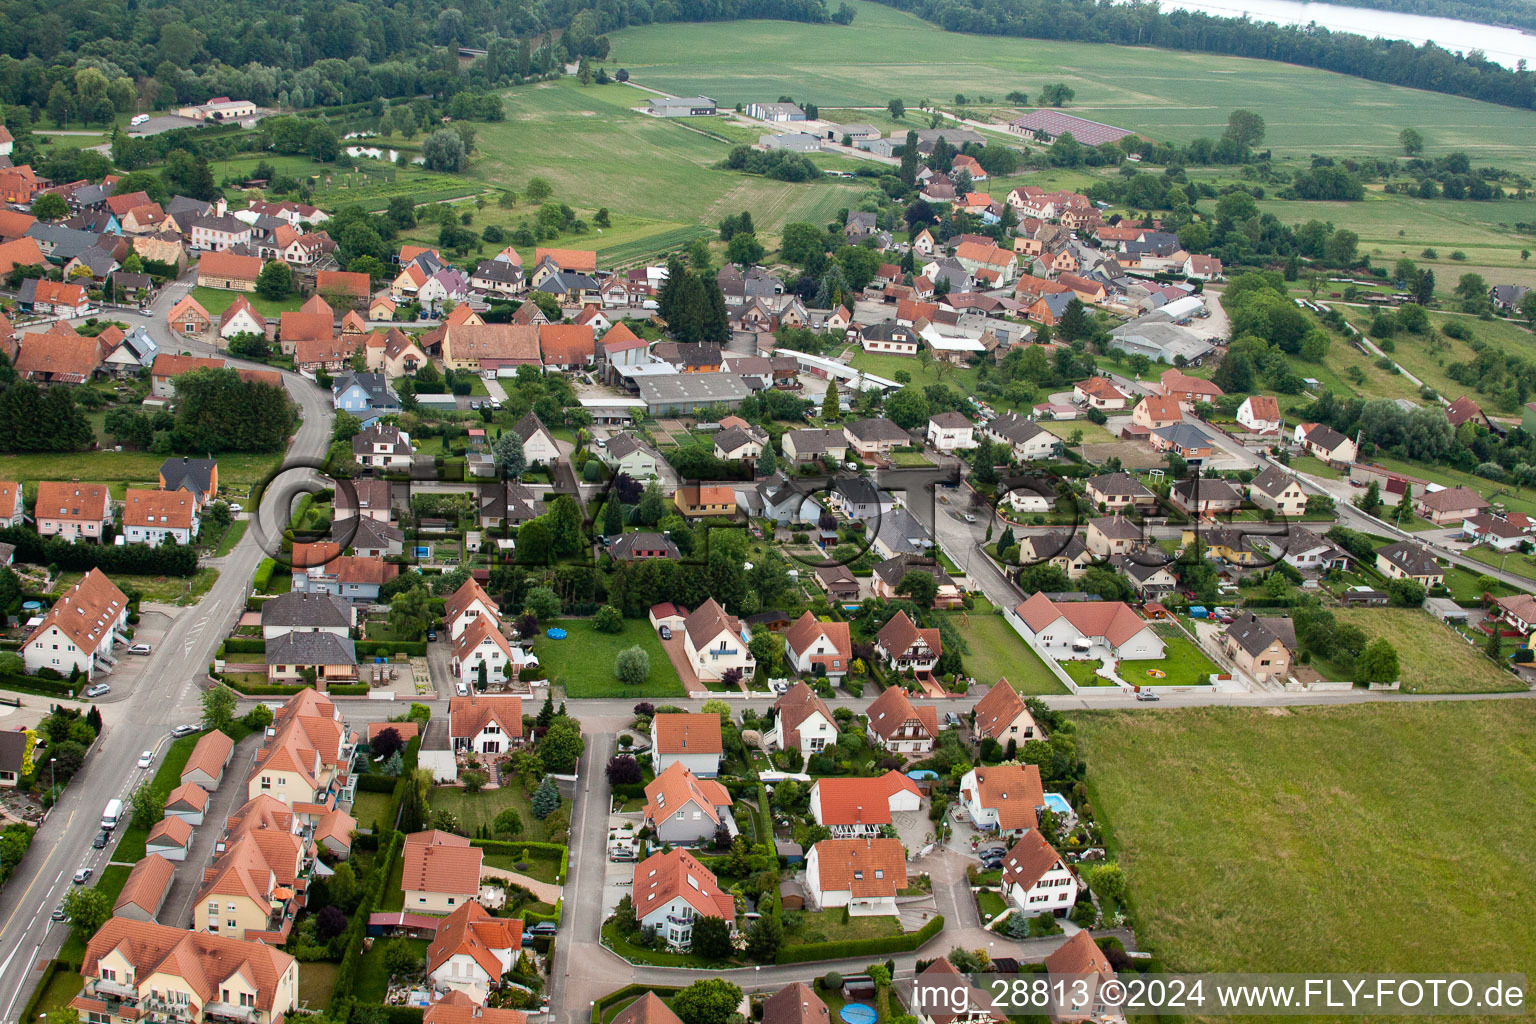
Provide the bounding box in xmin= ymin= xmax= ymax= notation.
xmin=593 ymin=605 xmax=624 ymax=634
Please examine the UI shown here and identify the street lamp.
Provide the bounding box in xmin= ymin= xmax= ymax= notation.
xmin=50 ymin=757 xmax=56 ymax=798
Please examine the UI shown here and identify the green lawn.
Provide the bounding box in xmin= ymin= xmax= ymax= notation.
xmin=23 ymin=966 xmax=83 ymax=1024
xmin=783 ymin=908 xmax=903 ymax=945
xmin=211 ymin=519 xmax=248 ymax=557
xmin=602 ymin=921 xmax=730 ymax=967
xmin=58 ymin=863 xmax=132 ymax=964
xmin=1459 ymin=543 xmax=1536 ymax=582
xmin=56 ymin=568 xmax=219 ymax=606
xmin=350 ymin=789 xmax=396 ymax=832
xmin=847 ymin=349 xmax=979 ymax=396
xmin=1137 ymin=629 xmax=1220 ymax=687
xmin=938 ymin=601 xmax=1066 ymax=695
xmin=975 ymin=889 xmax=1007 ymax=922
xmin=188 ymin=285 xmax=305 ymax=319
xmin=482 ymin=848 xmax=563 ymax=885
xmin=355 ymin=937 xmax=429 ymax=1003
xmin=1075 ymin=703 xmax=1536 ymax=980
xmin=297 ymin=960 xmax=339 ymax=1011
xmin=428 ymin=784 xmax=562 ymax=845
xmin=530 ymin=617 xmax=684 ymax=697
xmin=1333 ymin=607 xmax=1523 ymax=693
xmin=1440 ymin=564 xmax=1522 ymax=603
xmin=1368 ymin=455 xmax=1536 ymax=518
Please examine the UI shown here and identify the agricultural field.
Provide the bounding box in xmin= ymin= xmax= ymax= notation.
xmin=385 ymin=78 xmax=870 ymax=263
xmin=1076 ymin=703 xmax=1536 ymax=982
xmin=607 ymin=0 xmax=1536 ymax=171
xmin=1332 ymin=607 xmax=1524 ymax=693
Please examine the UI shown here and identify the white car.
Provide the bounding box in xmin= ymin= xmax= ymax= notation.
xmin=128 ymin=643 xmax=151 ymax=655
xmin=228 ymin=503 xmax=244 ymax=514
xmin=137 ymin=751 xmax=154 ymax=769
xmin=455 ymin=682 xmax=469 ymax=696
xmin=83 ymin=683 xmax=110 ymax=698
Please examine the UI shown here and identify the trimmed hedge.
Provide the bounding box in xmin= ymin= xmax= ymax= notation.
xmin=331 ymin=830 xmax=403 ymax=1015
xmin=355 ymin=640 xmax=427 ymax=657
xmin=328 ymin=683 xmax=369 ymax=695
xmin=223 ymin=637 xmax=267 ymax=654
xmin=356 ymin=773 xmax=400 ymax=794
xmin=471 ymin=839 xmax=569 ymax=881
xmin=774 ymin=914 xmax=945 ymax=964
xmin=522 ymin=897 xmax=562 ymax=926
xmin=218 ymin=675 xmax=305 ymax=696
xmin=353 ymin=1007 xmax=423 ymax=1024
xmin=0 ymin=673 xmax=82 ymax=698
xmin=755 ymin=783 xmax=773 ymax=848
xmin=18 ymin=959 xmax=69 ymax=1021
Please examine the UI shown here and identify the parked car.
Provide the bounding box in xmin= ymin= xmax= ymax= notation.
xmin=128 ymin=643 xmax=152 ymax=655
xmin=525 ymin=922 xmax=558 ymax=937
xmin=172 ymin=724 xmax=199 ymax=737
xmin=83 ymin=683 xmax=110 ymax=698
xmin=137 ymin=750 xmax=154 ymax=769
xmin=73 ymin=867 xmax=93 ymax=884
xmin=456 ymin=682 xmax=469 ymax=696
xmin=427 ymin=628 xmax=438 ymax=642
xmin=658 ymin=625 xmax=672 ymax=640
xmin=92 ymin=830 xmax=109 ymax=849
xmin=229 ymin=503 xmax=244 ymax=514
xmin=1135 ymin=690 xmax=1161 ymax=702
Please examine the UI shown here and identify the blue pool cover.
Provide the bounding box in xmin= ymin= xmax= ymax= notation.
xmin=840 ymin=1006 xmax=876 ymax=1024
xmin=546 ymin=628 xmax=568 ymax=639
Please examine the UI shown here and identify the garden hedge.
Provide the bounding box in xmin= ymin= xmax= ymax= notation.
xmin=328 ymin=683 xmax=369 ymax=695
xmin=356 ymin=640 xmax=428 ymax=657
xmin=330 ymin=830 xmax=403 ymax=1015
xmin=470 ymin=839 xmax=570 ymax=880
xmin=18 ymin=960 xmax=67 ymax=1021
xmin=522 ymin=897 xmax=562 ymax=926
xmin=223 ymin=637 xmax=267 ymax=654
xmin=774 ymin=915 xmax=945 ymax=964
xmin=0 ymin=673 xmax=82 ymax=698
xmin=356 ymin=774 xmax=400 ymax=794
xmin=354 ymin=1007 xmax=423 ymax=1024
xmin=217 ymin=676 xmax=305 ymax=696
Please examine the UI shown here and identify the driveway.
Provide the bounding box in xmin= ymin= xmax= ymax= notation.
xmin=425 ymin=637 xmax=458 ymax=698
xmin=156 ymin=731 xmax=265 ymax=928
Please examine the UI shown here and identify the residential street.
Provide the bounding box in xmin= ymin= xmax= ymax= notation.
xmin=0 ymin=274 xmax=337 ymax=1024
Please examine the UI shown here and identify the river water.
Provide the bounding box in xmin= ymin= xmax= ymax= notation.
xmin=1148 ymin=0 xmax=1536 ymax=68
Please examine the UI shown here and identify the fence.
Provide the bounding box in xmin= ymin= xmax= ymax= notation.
xmin=1001 ymin=605 xmax=1080 ymax=694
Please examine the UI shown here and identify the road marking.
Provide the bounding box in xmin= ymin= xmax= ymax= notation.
xmin=0 ymin=942 xmax=42 ymax=1023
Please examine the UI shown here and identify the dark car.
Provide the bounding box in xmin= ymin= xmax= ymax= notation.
xmin=427 ymin=629 xmax=438 ymax=642
xmin=93 ymin=830 xmax=109 ymax=849
xmin=525 ymin=921 xmax=558 ymax=937
xmin=658 ymin=625 xmax=672 ymax=640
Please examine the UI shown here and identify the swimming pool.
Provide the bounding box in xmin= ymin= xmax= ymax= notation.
xmin=415 ymin=545 xmax=431 ymax=558
xmin=839 ymin=1006 xmax=876 ymax=1024
xmin=1044 ymin=792 xmax=1072 ymax=816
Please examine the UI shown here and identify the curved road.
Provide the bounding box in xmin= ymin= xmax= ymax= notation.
xmin=0 ymin=275 xmax=335 ymax=1023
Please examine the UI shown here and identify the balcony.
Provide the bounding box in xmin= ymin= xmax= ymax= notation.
xmin=205 ymin=1002 xmax=259 ymax=1023
xmin=91 ymin=979 xmax=138 ymax=1002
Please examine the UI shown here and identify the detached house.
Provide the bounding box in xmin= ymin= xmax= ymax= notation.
xmin=1001 ymin=828 xmax=1078 ymax=917
xmin=352 ymin=422 xmax=414 ymax=472
xmin=864 ymin=686 xmax=937 ymax=756
xmin=22 ymin=568 xmax=127 ymax=680
xmin=401 ymin=830 xmax=483 ymax=914
xmin=784 ymin=611 xmax=854 ymax=680
xmin=844 ymin=417 xmax=910 ymax=460
xmin=451 ymin=617 xmax=534 ymax=690
xmin=1375 ymin=541 xmax=1444 ymax=587
xmin=927 ymin=411 xmax=976 ymax=452
xmin=805 ymin=837 xmax=906 ymax=916
xmin=514 ymin=411 xmax=561 ymax=465
xmin=1044 ymin=931 xmax=1119 ymax=1023
xmin=958 ymin=763 xmax=1046 ymax=839
xmin=875 ymin=610 xmax=941 ymax=677
xmin=1236 ymin=395 xmax=1283 ymax=435
xmin=1084 ymin=472 xmax=1155 ymax=512
xmin=770 ymin=681 xmax=838 ymax=756
xmin=448 ymin=694 xmax=524 ymax=756
xmin=1222 ymin=611 xmax=1292 ymax=683
xmin=652 ymin=711 xmax=724 ymax=778
xmin=633 ymin=848 xmax=735 ymax=949
xmin=1249 ymin=466 xmax=1308 ymax=517
xmin=1295 ymin=423 xmax=1358 ymax=465
xmin=911 ymin=958 xmax=1008 ymax=1024
xmin=444 ymin=578 xmax=499 ymax=640
xmin=680 ymin=599 xmax=755 ymax=685
xmin=971 ymin=682 xmax=1040 ymax=749
xmin=426 ymin=902 xmax=525 ymax=1003
xmin=982 ymin=411 xmax=1059 ymax=461
xmin=644 ymin=761 xmax=734 ymax=844
xmin=1015 ymin=593 xmax=1165 ymax=661
xmin=1073 ymin=377 xmax=1130 ymax=410
xmin=1414 ymin=486 xmax=1490 ymax=526
xmin=809 ymin=771 xmax=921 ymax=837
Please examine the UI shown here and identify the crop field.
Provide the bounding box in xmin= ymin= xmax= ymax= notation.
xmin=1076 ymin=703 xmax=1536 ymax=985
xmin=608 ymin=0 xmax=1536 ymax=171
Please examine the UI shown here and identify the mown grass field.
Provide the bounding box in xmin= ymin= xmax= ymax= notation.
xmin=384 ymin=78 xmax=869 ymax=264
xmin=530 ymin=616 xmax=684 ymax=697
xmin=1332 ymin=607 xmax=1523 ymax=693
xmin=1076 ymin=703 xmax=1536 ymax=984
xmin=609 ymin=0 xmax=1536 ymax=169
xmin=939 ymin=601 xmax=1067 ymax=694
xmin=0 ymin=451 xmax=283 ymax=498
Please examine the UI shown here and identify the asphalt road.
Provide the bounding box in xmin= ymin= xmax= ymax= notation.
xmin=0 ymin=274 xmax=336 ymax=1023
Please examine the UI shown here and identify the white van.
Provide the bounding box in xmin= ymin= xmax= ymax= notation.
xmin=101 ymin=798 xmax=123 ymax=830
xmin=130 ymin=114 xmax=149 ymax=126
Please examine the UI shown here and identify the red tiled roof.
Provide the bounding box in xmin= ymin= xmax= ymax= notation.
xmin=809 ymin=837 xmax=906 ymax=897
xmin=812 ymin=771 xmax=919 ymax=826
xmin=402 ymin=830 xmax=484 ymax=896
xmin=197 ymin=250 xmax=262 ymax=282
xmin=644 ymin=761 xmax=731 ymax=827
xmin=653 ymin=712 xmax=722 ymax=755
xmin=633 ymin=848 xmax=735 ymax=924
xmin=24 ymin=566 xmax=124 ymax=652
